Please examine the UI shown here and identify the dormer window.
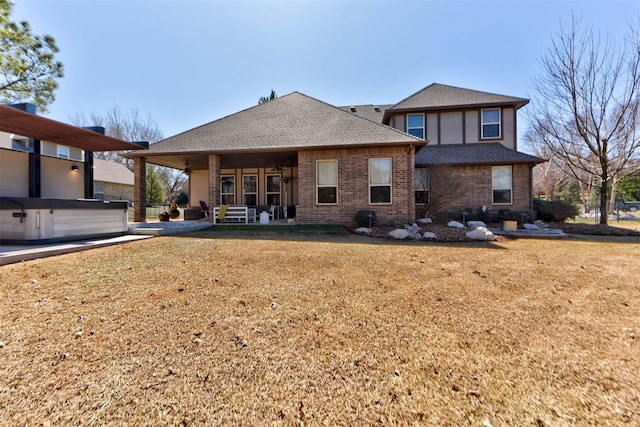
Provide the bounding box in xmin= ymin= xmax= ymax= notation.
xmin=407 ymin=114 xmax=424 ymax=139
xmin=481 ymin=109 xmax=501 ymax=139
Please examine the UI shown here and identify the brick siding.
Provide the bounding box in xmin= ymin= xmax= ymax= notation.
xmin=297 ymin=145 xmax=416 ymax=226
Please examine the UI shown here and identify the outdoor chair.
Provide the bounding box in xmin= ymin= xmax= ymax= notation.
xmin=199 ymin=200 xmax=210 ymax=217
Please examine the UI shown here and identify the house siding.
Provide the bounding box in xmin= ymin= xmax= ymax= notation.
xmin=297 ymin=146 xmax=415 ymax=226
xmin=416 ymin=163 xmax=533 ymax=217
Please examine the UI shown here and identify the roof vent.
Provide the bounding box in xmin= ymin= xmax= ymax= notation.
xmin=374 ymin=106 xmax=381 ymax=113
xmin=350 ymin=106 xmax=356 ymax=113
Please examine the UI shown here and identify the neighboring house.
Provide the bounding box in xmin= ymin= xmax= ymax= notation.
xmin=126 ymin=83 xmax=543 ymax=225
xmin=93 ymin=158 xmax=134 ymax=202
xmin=0 ymin=104 xmax=146 ymax=243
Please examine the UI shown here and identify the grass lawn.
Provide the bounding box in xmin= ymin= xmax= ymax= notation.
xmin=1 ymin=231 xmax=639 ymax=425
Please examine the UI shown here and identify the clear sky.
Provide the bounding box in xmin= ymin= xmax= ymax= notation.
xmin=11 ymin=0 xmax=640 ymax=139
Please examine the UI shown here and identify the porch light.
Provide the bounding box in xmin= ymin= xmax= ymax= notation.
xmin=184 ymin=163 xmax=191 ymax=176
xmin=71 ymin=164 xmax=79 ymax=171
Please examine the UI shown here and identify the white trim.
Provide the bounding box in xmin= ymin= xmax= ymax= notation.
xmin=491 ymin=165 xmax=512 ymax=205
xmin=369 ymin=158 xmax=392 ymax=205
xmin=316 ymin=159 xmax=338 ymax=205
xmin=406 ymin=113 xmax=425 ymax=139
xmin=481 ymin=108 xmax=501 ymax=139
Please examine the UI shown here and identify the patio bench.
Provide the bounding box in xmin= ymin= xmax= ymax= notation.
xmin=213 ymin=206 xmax=256 ymax=224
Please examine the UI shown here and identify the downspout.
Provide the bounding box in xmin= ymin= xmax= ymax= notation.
xmin=408 ymin=144 xmax=414 ymax=223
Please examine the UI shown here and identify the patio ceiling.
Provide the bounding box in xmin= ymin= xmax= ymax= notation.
xmin=0 ymin=105 xmax=148 ymax=152
xmin=142 ymin=150 xmax=299 ymax=171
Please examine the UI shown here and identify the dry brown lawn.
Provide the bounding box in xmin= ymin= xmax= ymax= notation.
xmin=1 ymin=231 xmax=639 ymax=426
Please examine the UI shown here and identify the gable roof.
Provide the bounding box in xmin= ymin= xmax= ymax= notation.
xmin=93 ymin=158 xmax=134 ymax=185
xmin=338 ymin=104 xmax=391 ymax=123
xmin=415 ymin=143 xmax=544 ymax=166
xmin=131 ymin=92 xmax=422 ymax=157
xmin=383 ymin=83 xmax=529 ymax=123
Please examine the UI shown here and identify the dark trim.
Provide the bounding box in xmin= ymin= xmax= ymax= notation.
xmin=437 ymin=113 xmax=441 ymax=145
xmin=0 ymin=231 xmax=125 ymax=246
xmin=28 ymin=139 xmax=41 ymax=198
xmin=0 ymin=197 xmax=128 ymax=210
xmin=513 ymin=108 xmax=518 ymax=151
xmin=462 ymin=112 xmax=466 ymax=144
xmin=84 ymin=151 xmax=94 ymax=199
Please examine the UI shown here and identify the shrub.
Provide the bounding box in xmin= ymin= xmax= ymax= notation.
xmin=495 ymin=209 xmax=534 ymax=223
xmin=355 ymin=209 xmax=377 ymax=227
xmin=463 ymin=207 xmax=491 ymax=223
xmin=534 ymin=199 xmax=579 ymax=222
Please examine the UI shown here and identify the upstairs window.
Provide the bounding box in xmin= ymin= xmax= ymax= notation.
xmin=407 ymin=114 xmax=424 ymax=139
xmin=492 ymin=165 xmax=512 ymax=204
xmin=481 ymin=109 xmax=501 ymax=139
xmin=369 ymin=158 xmax=392 ymax=204
xmin=317 ymin=160 xmax=338 ymax=204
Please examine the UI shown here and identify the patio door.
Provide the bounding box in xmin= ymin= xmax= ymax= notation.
xmin=266 ymin=174 xmax=281 ymax=205
xmin=221 ymin=175 xmax=235 ymax=205
xmin=243 ymin=175 xmax=257 ymax=205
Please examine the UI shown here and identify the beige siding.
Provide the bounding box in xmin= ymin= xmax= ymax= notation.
xmin=426 ymin=113 xmax=438 ymax=145
xmin=0 ymin=148 xmax=29 ymax=197
xmin=440 ymin=111 xmax=463 ymax=144
xmin=190 ymin=170 xmax=209 ymax=207
xmin=40 ymin=156 xmax=84 ymax=199
xmin=393 ymin=115 xmax=405 ymax=132
xmin=502 ymin=107 xmax=515 ymax=149
xmin=465 ymin=111 xmax=479 ymax=143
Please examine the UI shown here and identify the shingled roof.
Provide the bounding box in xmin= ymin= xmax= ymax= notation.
xmin=338 ymin=104 xmax=391 ymax=123
xmin=383 ymin=83 xmax=529 ymax=123
xmin=416 ymin=143 xmax=544 ymax=166
xmin=134 ymin=93 xmax=421 ymax=156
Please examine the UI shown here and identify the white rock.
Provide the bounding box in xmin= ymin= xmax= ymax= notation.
xmin=447 ymin=220 xmax=465 ymax=229
xmin=523 ymin=223 xmax=541 ymax=230
xmin=423 ymin=231 xmax=437 ymax=240
xmin=466 ymin=226 xmax=496 ymax=241
xmin=467 ymin=220 xmax=487 ymax=228
xmin=355 ymin=227 xmax=372 ymax=234
xmin=0 ymin=341 xmax=5 ymax=348
xmin=418 ymin=217 xmax=432 ymax=224
xmin=193 ymin=338 xmax=203 ymax=345
xmin=388 ymin=229 xmax=410 ymax=239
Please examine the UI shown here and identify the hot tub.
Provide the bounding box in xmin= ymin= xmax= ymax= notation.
xmin=0 ymin=197 xmax=129 ymax=244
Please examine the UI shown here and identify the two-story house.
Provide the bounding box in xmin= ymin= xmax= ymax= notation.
xmin=126 ymin=83 xmax=543 ymax=225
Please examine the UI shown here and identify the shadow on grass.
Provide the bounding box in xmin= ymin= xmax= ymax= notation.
xmin=169 ymin=224 xmax=509 ymax=250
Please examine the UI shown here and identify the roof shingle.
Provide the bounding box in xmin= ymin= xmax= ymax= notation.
xmin=415 ymin=143 xmax=544 ymax=166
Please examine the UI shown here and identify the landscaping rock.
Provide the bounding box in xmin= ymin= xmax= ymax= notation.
xmin=388 ymin=229 xmax=410 ymax=239
xmin=417 ymin=217 xmax=432 ymax=224
xmin=403 ymin=223 xmax=423 ymax=240
xmin=466 ymin=226 xmax=496 ymax=241
xmin=467 ymin=220 xmax=487 ymax=228
xmin=355 ymin=227 xmax=372 ymax=234
xmin=534 ymin=220 xmax=548 ymax=229
xmin=423 ymin=231 xmax=437 ymax=240
xmin=523 ymin=223 xmax=541 ymax=230
xmin=447 ymin=221 xmax=465 ymax=229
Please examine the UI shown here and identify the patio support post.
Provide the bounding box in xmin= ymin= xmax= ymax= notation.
xmin=134 ymin=157 xmax=147 ymax=222
xmin=84 ymin=151 xmax=94 ymax=199
xmin=208 ymin=154 xmax=221 ymax=211
xmin=28 ymin=139 xmax=41 ymax=198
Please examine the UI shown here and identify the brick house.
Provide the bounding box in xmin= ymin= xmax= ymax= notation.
xmin=127 ymin=83 xmax=543 ymax=226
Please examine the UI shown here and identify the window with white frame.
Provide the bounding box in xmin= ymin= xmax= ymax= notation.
xmin=481 ymin=109 xmax=501 ymax=139
xmin=492 ymin=165 xmax=512 ymax=204
xmin=242 ymin=175 xmax=257 ymax=206
xmin=369 ymin=158 xmax=392 ymax=204
xmin=407 ymin=114 xmax=425 ymax=139
xmin=317 ymin=160 xmax=337 ymax=204
xmin=221 ymin=175 xmax=235 ymax=205
xmin=415 ymin=167 xmax=429 ymax=204
xmin=57 ymin=145 xmax=69 ymax=159
xmin=266 ymin=174 xmax=281 ymax=205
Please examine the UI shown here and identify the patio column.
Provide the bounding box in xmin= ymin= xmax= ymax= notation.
xmin=134 ymin=157 xmax=147 ymax=222
xmin=208 ymin=154 xmax=220 ymax=209
xmin=28 ymin=138 xmax=41 ymax=198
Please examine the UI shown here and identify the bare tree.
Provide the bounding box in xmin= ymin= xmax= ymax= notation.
xmin=416 ymin=165 xmax=464 ymax=217
xmin=528 ymin=17 xmax=640 ymax=224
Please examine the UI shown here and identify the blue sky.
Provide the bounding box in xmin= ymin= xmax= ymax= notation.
xmin=12 ymin=0 xmax=640 ymax=139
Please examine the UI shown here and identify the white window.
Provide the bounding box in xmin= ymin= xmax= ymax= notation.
xmin=221 ymin=175 xmax=235 ymax=205
xmin=415 ymin=167 xmax=429 ymax=204
xmin=57 ymin=145 xmax=69 ymax=159
xmin=242 ymin=175 xmax=257 ymax=206
xmin=407 ymin=114 xmax=424 ymax=139
xmin=369 ymin=158 xmax=392 ymax=204
xmin=481 ymin=109 xmax=501 ymax=139
xmin=492 ymin=165 xmax=512 ymax=204
xmin=317 ymin=160 xmax=337 ymax=204
xmin=266 ymin=174 xmax=281 ymax=205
